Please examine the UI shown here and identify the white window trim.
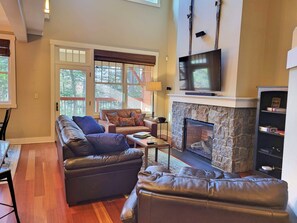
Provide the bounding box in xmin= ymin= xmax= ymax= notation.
xmin=126 ymin=0 xmax=160 ymax=8
xmin=0 ymin=34 xmax=16 ymax=108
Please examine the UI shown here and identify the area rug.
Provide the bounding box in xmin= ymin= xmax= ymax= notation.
xmin=1 ymin=144 xmax=21 ymax=182
xmin=144 ymin=148 xmax=190 ymax=173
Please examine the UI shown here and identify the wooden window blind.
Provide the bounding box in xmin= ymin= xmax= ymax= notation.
xmin=0 ymin=39 xmax=10 ymax=57
xmin=94 ymin=49 xmax=156 ymax=66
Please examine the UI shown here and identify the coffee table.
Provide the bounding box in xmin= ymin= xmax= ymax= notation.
xmin=126 ymin=135 xmax=171 ymax=169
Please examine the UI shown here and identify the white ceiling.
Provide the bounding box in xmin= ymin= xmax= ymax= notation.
xmin=0 ymin=0 xmax=45 ymax=42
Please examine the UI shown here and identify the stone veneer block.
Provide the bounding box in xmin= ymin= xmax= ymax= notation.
xmin=172 ymin=102 xmax=256 ymax=173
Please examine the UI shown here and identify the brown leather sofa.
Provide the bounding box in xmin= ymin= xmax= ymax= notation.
xmin=55 ymin=115 xmax=144 ymax=206
xmin=121 ymin=166 xmax=290 ymax=223
xmin=99 ymin=108 xmax=157 ymax=137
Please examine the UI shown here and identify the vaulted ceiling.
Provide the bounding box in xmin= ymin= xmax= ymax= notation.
xmin=0 ymin=0 xmax=45 ymax=42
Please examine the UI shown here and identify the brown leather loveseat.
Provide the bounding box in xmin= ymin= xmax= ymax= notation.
xmin=121 ymin=166 xmax=290 ymax=223
xmin=55 ymin=115 xmax=144 ymax=206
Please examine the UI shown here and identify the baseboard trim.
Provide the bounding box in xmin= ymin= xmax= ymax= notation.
xmin=7 ymin=136 xmax=55 ymax=145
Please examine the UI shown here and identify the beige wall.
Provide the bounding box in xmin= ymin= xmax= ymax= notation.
xmin=237 ymin=0 xmax=297 ymax=97
xmin=3 ymin=0 xmax=170 ymax=140
xmin=266 ymin=0 xmax=297 ymax=85
xmin=236 ymin=0 xmax=271 ymax=97
xmin=173 ymin=0 xmax=244 ymax=97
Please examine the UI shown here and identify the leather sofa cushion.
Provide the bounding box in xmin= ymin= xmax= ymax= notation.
xmin=73 ymin=116 xmax=105 ymax=135
xmin=64 ymin=148 xmax=143 ymax=170
xmin=116 ymin=126 xmax=150 ymax=135
xmin=137 ymin=172 xmax=288 ymax=209
xmin=178 ymin=166 xmax=240 ymax=179
xmin=86 ymin=133 xmax=129 ymax=154
xmin=57 ymin=115 xmax=81 ymax=131
xmin=61 ymin=125 xmax=96 ymax=157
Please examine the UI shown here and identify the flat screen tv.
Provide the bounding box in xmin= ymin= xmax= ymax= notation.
xmin=179 ymin=49 xmax=221 ymax=92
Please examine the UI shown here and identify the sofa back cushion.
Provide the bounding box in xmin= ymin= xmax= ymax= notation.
xmin=131 ymin=111 xmax=145 ymax=126
xmin=86 ymin=133 xmax=130 ymax=154
xmin=73 ymin=116 xmax=105 ymax=135
xmin=105 ymin=112 xmax=120 ymax=126
xmin=100 ymin=109 xmax=142 ymax=121
xmin=137 ymin=172 xmax=288 ymax=210
xmin=57 ymin=115 xmax=97 ymax=156
xmin=57 ymin=115 xmax=81 ymax=131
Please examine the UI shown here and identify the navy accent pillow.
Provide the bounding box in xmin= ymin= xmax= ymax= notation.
xmin=72 ymin=116 xmax=105 ymax=135
xmin=86 ymin=133 xmax=129 ymax=154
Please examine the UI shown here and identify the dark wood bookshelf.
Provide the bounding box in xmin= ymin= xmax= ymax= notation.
xmin=254 ymin=86 xmax=288 ymax=179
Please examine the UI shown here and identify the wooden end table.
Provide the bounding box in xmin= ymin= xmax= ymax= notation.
xmin=126 ymin=135 xmax=171 ymax=169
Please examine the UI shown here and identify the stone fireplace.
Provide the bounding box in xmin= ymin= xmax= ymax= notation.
xmin=170 ymin=95 xmax=257 ymax=173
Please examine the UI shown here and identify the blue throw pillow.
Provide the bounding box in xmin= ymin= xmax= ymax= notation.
xmin=86 ymin=133 xmax=129 ymax=154
xmin=72 ymin=116 xmax=105 ymax=135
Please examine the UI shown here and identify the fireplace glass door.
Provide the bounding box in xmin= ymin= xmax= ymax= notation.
xmin=184 ymin=118 xmax=214 ymax=161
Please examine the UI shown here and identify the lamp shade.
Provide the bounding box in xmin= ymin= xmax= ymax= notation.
xmin=145 ymin=81 xmax=162 ymax=91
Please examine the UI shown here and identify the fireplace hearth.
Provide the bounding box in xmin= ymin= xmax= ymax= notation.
xmin=184 ymin=118 xmax=214 ymax=161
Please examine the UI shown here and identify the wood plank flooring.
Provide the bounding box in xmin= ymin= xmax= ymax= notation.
xmin=0 ymin=143 xmax=126 ymax=223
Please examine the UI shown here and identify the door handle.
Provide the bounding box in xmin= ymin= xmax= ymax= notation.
xmin=56 ymin=102 xmax=59 ymax=111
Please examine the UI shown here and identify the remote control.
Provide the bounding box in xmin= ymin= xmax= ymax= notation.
xmin=147 ymin=141 xmax=155 ymax=145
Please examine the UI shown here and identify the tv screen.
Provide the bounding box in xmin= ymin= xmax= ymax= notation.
xmin=179 ymin=49 xmax=221 ymax=91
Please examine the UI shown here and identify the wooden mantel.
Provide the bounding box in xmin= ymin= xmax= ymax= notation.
xmin=168 ymin=94 xmax=257 ymax=108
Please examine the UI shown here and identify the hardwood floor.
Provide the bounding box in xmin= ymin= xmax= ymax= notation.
xmin=0 ymin=143 xmax=126 ymax=223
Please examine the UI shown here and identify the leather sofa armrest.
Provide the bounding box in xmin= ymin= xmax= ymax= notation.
xmin=144 ymin=120 xmax=157 ymax=137
xmin=120 ymin=186 xmax=138 ymax=223
xmin=98 ymin=120 xmax=116 ymax=133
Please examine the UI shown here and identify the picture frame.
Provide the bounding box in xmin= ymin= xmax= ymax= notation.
xmin=271 ymin=97 xmax=281 ymax=108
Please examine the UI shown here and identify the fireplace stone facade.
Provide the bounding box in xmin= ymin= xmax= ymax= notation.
xmin=171 ymin=102 xmax=256 ymax=172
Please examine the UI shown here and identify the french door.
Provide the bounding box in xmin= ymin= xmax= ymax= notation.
xmin=55 ymin=65 xmax=92 ymax=118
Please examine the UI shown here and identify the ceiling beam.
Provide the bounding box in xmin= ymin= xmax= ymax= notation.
xmin=0 ymin=0 xmax=28 ymax=42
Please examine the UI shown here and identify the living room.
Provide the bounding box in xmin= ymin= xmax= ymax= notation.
xmin=0 ymin=0 xmax=297 ymax=222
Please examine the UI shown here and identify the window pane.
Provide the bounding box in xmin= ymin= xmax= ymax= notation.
xmin=80 ymin=51 xmax=86 ymax=63
xmin=59 ymin=48 xmax=66 ymax=61
xmin=66 ymin=49 xmax=73 ymax=62
xmin=0 ymin=56 xmax=9 ymax=72
xmin=59 ymin=68 xmax=86 ymax=116
xmin=0 ymin=73 xmax=8 ymax=102
xmin=126 ymin=64 xmax=152 ymax=112
xmin=95 ymin=84 xmax=123 ymax=112
xmin=73 ymin=50 xmax=79 ymax=62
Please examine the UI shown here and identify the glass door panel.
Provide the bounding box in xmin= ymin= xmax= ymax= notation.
xmin=59 ymin=68 xmax=86 ymax=116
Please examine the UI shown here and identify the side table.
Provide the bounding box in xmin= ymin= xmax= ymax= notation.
xmin=157 ymin=121 xmax=168 ymax=141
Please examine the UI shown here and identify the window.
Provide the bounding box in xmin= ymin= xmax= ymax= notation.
xmin=94 ymin=61 xmax=153 ymax=112
xmin=94 ymin=49 xmax=156 ymax=113
xmin=58 ymin=48 xmax=86 ymax=63
xmin=52 ymin=40 xmax=158 ymax=119
xmin=0 ymin=34 xmax=16 ymax=108
xmin=126 ymin=0 xmax=160 ymax=7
